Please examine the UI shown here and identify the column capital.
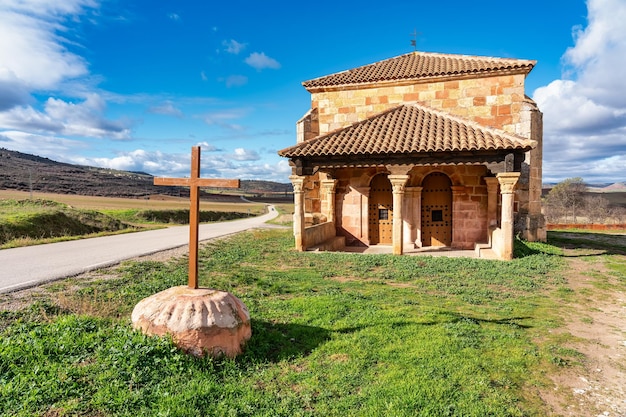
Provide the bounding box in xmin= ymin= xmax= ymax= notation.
xmin=289 ymin=175 xmax=306 ymax=193
xmin=320 ymin=179 xmax=337 ymax=192
xmin=496 ymin=172 xmax=521 ymax=194
xmin=388 ymin=175 xmax=410 ymax=193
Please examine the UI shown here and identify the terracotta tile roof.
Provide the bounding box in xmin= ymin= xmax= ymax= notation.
xmin=302 ymin=51 xmax=535 ymax=90
xmin=278 ymin=104 xmax=535 ymax=159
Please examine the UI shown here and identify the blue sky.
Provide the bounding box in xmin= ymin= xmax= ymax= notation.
xmin=1 ymin=0 xmax=624 ymax=184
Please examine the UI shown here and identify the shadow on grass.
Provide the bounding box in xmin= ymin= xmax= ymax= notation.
xmin=513 ymin=231 xmax=626 ymax=258
xmin=244 ymin=312 xmax=534 ymax=363
xmin=441 ymin=311 xmax=534 ymax=329
xmin=243 ymin=320 xmax=333 ymax=362
xmin=547 ymin=230 xmax=626 ymax=256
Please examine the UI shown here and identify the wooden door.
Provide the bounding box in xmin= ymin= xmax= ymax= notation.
xmin=421 ymin=172 xmax=452 ymax=247
xmin=368 ymin=174 xmax=393 ymax=245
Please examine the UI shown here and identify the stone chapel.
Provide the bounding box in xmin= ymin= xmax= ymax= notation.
xmin=278 ymin=51 xmax=546 ymax=260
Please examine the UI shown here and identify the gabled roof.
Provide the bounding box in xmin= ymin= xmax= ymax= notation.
xmin=302 ymin=51 xmax=535 ymax=91
xmin=278 ymin=104 xmax=535 ymax=159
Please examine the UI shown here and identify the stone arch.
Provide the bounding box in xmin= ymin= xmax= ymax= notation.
xmin=407 ymin=166 xmax=463 ymax=188
xmin=356 ymin=167 xmax=389 ymax=188
xmin=409 ymin=166 xmax=463 ymax=187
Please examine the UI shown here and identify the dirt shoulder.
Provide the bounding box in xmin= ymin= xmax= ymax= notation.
xmin=540 ymin=243 xmax=626 ymax=416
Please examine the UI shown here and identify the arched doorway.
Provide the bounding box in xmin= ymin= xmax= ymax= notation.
xmin=421 ymin=172 xmax=452 ymax=247
xmin=368 ymin=174 xmax=393 ymax=245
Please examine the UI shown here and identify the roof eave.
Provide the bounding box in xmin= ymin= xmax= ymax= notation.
xmin=303 ymin=65 xmax=536 ymax=93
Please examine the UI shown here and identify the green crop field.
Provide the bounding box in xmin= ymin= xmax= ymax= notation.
xmin=0 ymin=191 xmax=281 ymax=248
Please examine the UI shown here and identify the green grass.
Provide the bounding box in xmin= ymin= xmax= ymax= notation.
xmin=547 ymin=230 xmax=626 ymax=254
xmin=0 ymin=229 xmax=571 ymax=416
xmin=0 ymin=199 xmax=134 ymax=248
xmin=0 ymin=199 xmax=257 ymax=248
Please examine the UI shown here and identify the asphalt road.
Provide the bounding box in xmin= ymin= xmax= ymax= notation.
xmin=0 ymin=206 xmax=280 ymax=293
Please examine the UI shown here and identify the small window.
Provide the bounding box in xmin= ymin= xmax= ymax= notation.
xmin=379 ymin=209 xmax=389 ymax=220
xmin=432 ymin=210 xmax=443 ymax=222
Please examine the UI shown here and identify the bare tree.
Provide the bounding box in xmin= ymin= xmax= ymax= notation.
xmin=585 ymin=195 xmax=611 ymax=224
xmin=545 ymin=178 xmax=587 ymax=223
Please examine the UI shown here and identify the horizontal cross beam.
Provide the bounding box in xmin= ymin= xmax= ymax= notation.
xmin=154 ymin=177 xmax=240 ymax=188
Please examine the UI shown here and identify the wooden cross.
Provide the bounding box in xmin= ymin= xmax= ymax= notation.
xmin=154 ymin=146 xmax=240 ymax=289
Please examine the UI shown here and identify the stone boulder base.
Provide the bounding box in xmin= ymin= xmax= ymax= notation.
xmin=131 ymin=286 xmax=251 ymax=358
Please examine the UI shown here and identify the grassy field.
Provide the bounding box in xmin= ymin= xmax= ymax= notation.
xmin=0 ymin=191 xmax=277 ymax=248
xmin=0 ymin=189 xmax=265 ymax=212
xmin=4 ymin=226 xmax=617 ymax=416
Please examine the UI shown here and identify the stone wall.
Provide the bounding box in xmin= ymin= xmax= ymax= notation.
xmin=329 ymin=165 xmax=490 ymax=249
xmin=310 ymin=73 xmax=528 ymax=135
xmin=304 ymin=221 xmax=338 ymax=247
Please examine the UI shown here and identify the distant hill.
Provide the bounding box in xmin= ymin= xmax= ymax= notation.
xmin=0 ymin=148 xmax=292 ymax=199
xmin=596 ymin=182 xmax=626 ymax=192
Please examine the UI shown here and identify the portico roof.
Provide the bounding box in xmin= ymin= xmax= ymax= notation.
xmin=278 ymin=104 xmax=535 ymax=160
xmin=303 ymin=51 xmax=536 ymax=91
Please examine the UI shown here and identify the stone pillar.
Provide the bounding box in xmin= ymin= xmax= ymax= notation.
xmin=484 ymin=177 xmax=499 ymax=228
xmin=389 ymin=175 xmax=409 ymax=255
xmin=320 ymin=179 xmax=337 ymax=223
xmin=290 ymin=175 xmax=306 ymax=251
xmin=357 ymin=187 xmax=370 ymax=244
xmin=450 ymin=185 xmax=466 ymax=249
xmin=496 ymin=172 xmax=521 ymax=260
xmin=406 ymin=187 xmax=423 ymax=248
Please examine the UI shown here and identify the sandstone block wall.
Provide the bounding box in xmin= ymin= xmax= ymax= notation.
xmin=310 ymin=73 xmax=527 ymax=135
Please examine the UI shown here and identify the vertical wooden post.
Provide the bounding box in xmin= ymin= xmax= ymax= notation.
xmin=188 ymin=148 xmax=201 ymax=289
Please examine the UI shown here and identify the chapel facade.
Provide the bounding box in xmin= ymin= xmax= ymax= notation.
xmin=278 ymin=51 xmax=546 ymax=260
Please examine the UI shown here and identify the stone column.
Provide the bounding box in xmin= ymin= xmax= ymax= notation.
xmin=290 ymin=175 xmax=306 ymax=252
xmin=320 ymin=179 xmax=337 ymax=223
xmin=484 ymin=177 xmax=499 ymax=228
xmin=413 ymin=187 xmax=423 ymax=247
xmin=496 ymin=172 xmax=521 ymax=260
xmin=389 ymin=175 xmax=409 ymax=255
xmin=405 ymin=187 xmax=422 ymax=248
xmin=450 ymin=186 xmax=466 ymax=249
xmin=356 ymin=187 xmax=370 ymax=244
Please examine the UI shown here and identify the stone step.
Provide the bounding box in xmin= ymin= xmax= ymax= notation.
xmin=474 ymin=242 xmax=499 ymax=259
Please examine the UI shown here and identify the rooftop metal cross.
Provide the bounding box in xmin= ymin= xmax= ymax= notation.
xmin=410 ymin=28 xmax=422 ymax=52
xmin=154 ymin=146 xmax=240 ymax=289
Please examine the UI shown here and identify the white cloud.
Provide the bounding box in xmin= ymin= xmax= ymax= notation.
xmin=0 ymin=2 xmax=135 ymax=142
xmin=230 ymin=148 xmax=260 ymax=161
xmin=225 ymin=75 xmax=248 ymax=88
xmin=168 ymin=13 xmax=180 ymax=21
xmin=201 ymin=108 xmax=248 ymax=131
xmin=223 ymin=39 xmax=246 ymax=55
xmin=0 ymin=130 xmax=87 ymax=157
xmin=148 ymin=101 xmax=183 ymax=118
xmin=196 ymin=141 xmax=220 ymax=152
xmin=532 ymin=0 xmax=626 ymax=183
xmin=244 ymin=52 xmax=281 ymax=70
xmin=0 ymin=94 xmax=131 ymax=139
xmin=0 ymin=2 xmax=94 ymax=92
xmin=82 ymin=149 xmax=188 ymax=175
xmin=75 ymin=148 xmax=289 ymax=182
